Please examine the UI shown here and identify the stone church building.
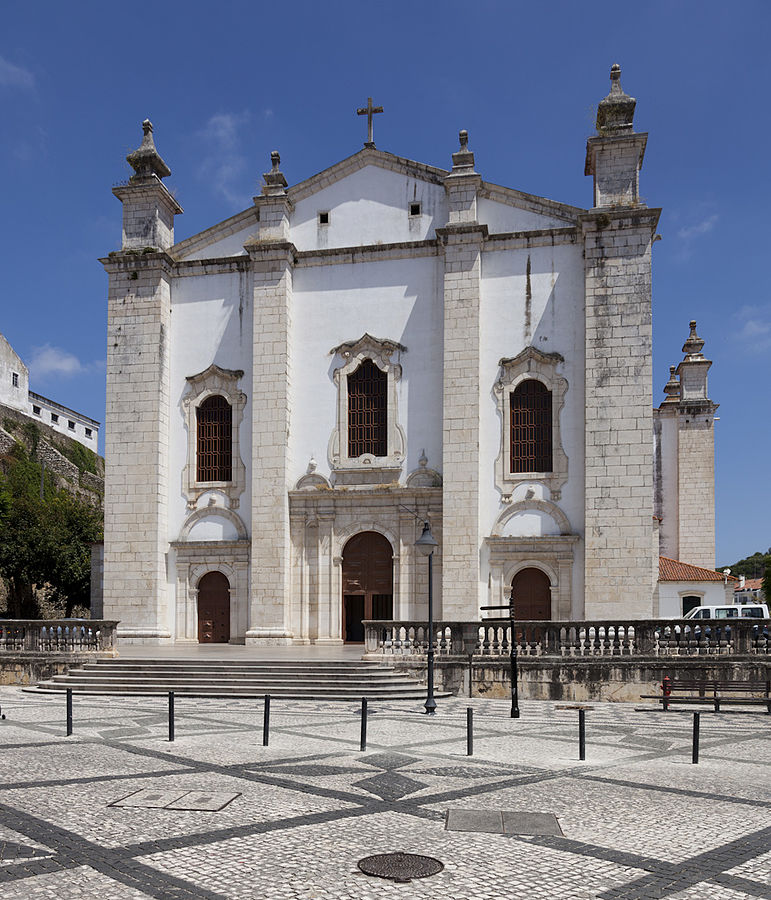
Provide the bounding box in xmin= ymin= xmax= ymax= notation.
xmin=101 ymin=66 xmax=719 ymax=644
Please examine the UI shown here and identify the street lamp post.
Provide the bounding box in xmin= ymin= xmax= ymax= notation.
xmin=415 ymin=521 xmax=438 ymax=715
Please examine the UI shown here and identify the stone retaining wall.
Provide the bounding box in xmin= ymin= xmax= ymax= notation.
xmin=386 ymin=656 xmax=771 ymax=702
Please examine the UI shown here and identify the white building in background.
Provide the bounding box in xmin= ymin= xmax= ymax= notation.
xmin=101 ymin=66 xmax=720 ymax=646
xmin=0 ymin=332 xmax=99 ymax=452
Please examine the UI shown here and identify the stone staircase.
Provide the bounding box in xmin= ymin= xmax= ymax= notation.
xmin=30 ymin=658 xmax=438 ymax=701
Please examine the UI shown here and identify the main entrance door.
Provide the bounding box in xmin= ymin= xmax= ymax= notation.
xmin=197 ymin=571 xmax=230 ymax=643
xmin=511 ymin=567 xmax=551 ymax=620
xmin=341 ymin=532 xmax=393 ymax=643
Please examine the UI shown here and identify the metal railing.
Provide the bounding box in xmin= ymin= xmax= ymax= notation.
xmin=0 ymin=620 xmax=118 ymax=653
xmin=363 ymin=619 xmax=771 ymax=657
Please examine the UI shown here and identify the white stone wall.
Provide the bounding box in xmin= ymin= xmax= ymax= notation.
xmin=657 ymin=580 xmax=733 ymax=617
xmin=0 ymin=334 xmax=29 ymax=413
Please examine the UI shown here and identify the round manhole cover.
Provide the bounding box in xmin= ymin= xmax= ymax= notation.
xmin=358 ymin=851 xmax=444 ymax=883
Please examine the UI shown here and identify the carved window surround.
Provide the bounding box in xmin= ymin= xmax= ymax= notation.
xmin=328 ymin=334 xmax=406 ymax=485
xmin=494 ymin=347 xmax=568 ymax=501
xmin=182 ymin=365 xmax=247 ymax=510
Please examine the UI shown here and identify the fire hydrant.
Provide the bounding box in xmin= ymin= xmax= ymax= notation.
xmin=661 ymin=676 xmax=672 ymax=698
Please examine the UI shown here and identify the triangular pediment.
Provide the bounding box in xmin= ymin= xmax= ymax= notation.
xmin=170 ymin=146 xmax=584 ymax=261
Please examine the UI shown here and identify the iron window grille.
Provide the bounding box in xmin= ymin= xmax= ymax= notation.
xmin=347 ymin=359 xmax=387 ymax=457
xmin=510 ymin=380 xmax=552 ymax=473
xmin=197 ymin=394 xmax=233 ymax=481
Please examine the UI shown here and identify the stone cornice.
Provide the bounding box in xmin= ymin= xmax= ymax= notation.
xmin=485 ymin=227 xmax=578 ymax=252
xmin=112 ymin=177 xmax=183 ymax=215
xmin=579 ymin=206 xmax=662 ymax=230
xmin=100 ymin=249 xmax=176 ymax=275
xmin=170 ymin=206 xmax=259 ymax=260
xmin=480 ymin=183 xmax=584 ymax=223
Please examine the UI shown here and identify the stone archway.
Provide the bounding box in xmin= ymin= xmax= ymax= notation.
xmin=512 ymin=567 xmax=551 ymax=620
xmin=341 ymin=531 xmax=393 ymax=643
xmin=197 ymin=571 xmax=230 ymax=643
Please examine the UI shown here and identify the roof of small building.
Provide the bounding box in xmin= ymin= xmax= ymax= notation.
xmin=659 ymin=557 xmax=736 ymax=582
xmin=735 ymin=578 xmax=763 ymax=592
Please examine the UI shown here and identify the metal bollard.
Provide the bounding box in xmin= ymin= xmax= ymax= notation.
xmin=66 ymin=689 xmax=73 ymax=737
xmin=360 ymin=697 xmax=368 ymax=751
xmin=262 ymin=694 xmax=270 ymax=747
xmin=578 ymin=708 xmax=586 ymax=761
xmin=168 ymin=691 xmax=175 ymax=742
xmin=466 ymin=707 xmax=473 ymax=756
xmin=692 ymin=711 xmax=700 ymax=764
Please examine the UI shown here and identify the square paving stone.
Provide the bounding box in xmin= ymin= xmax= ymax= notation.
xmin=165 ymin=791 xmax=240 ymax=812
xmin=445 ymin=809 xmax=504 ymax=833
xmin=502 ymin=811 xmax=563 ymax=836
xmin=111 ymin=790 xmax=189 ymax=809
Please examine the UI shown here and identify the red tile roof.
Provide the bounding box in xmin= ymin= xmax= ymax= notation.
xmin=658 ymin=557 xmax=737 ymax=582
xmin=735 ymin=578 xmax=763 ymax=592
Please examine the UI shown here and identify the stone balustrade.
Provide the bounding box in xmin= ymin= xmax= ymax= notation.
xmin=363 ymin=619 xmax=771 ymax=658
xmin=0 ymin=620 xmax=118 ymax=653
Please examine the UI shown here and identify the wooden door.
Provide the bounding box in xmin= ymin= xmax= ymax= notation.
xmin=197 ymin=571 xmax=230 ymax=643
xmin=511 ymin=567 xmax=551 ymax=620
xmin=342 ymin=532 xmax=393 ymax=643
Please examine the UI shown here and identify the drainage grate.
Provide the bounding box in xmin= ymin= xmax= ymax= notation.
xmin=110 ymin=789 xmax=240 ymax=811
xmin=358 ymin=851 xmax=444 ymax=883
xmin=445 ymin=809 xmax=563 ymax=836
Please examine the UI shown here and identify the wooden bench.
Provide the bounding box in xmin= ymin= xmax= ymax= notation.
xmin=641 ymin=679 xmax=771 ymax=712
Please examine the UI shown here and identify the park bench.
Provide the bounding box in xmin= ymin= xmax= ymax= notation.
xmin=641 ymin=679 xmax=771 ymax=712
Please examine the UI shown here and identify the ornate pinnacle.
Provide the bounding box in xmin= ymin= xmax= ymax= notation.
xmin=682 ymin=320 xmax=705 ymax=358
xmin=262 ymin=149 xmax=288 ymax=195
xmin=126 ymin=118 xmax=172 ymax=180
xmin=596 ymin=63 xmax=636 ymax=134
xmin=451 ymin=128 xmax=476 ymax=173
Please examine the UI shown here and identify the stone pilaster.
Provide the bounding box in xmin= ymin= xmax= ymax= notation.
xmin=245 ymin=152 xmax=295 ymax=643
xmin=438 ymin=130 xmax=486 ymax=618
xmin=582 ymin=66 xmax=660 ymax=617
xmin=101 ymin=252 xmax=174 ymax=641
xmin=676 ymin=322 xmax=718 ymax=568
xmin=101 ymin=120 xmax=181 ymax=643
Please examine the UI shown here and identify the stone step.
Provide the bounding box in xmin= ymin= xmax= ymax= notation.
xmin=30 ymin=656 xmax=439 ymax=700
xmin=31 ymin=683 xmax=430 ymax=699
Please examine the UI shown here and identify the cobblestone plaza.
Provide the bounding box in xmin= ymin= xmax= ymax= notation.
xmin=0 ymin=689 xmax=767 ymax=899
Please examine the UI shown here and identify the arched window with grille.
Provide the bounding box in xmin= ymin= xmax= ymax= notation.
xmin=347 ymin=359 xmax=387 ymax=458
xmin=510 ymin=379 xmax=552 ymax=473
xmin=196 ymin=394 xmax=233 ymax=482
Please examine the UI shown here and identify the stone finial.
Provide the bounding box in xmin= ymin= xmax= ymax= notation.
xmin=450 ymin=128 xmax=476 ymax=173
xmin=262 ymin=149 xmax=288 ymax=195
xmin=682 ymin=320 xmax=705 ymax=358
xmin=662 ymin=365 xmax=681 ymax=403
xmin=126 ymin=119 xmax=172 ymax=180
xmin=307 ymin=455 xmax=317 ymax=473
xmin=418 ymin=449 xmax=428 ymax=468
xmin=596 ymin=63 xmax=636 ymax=134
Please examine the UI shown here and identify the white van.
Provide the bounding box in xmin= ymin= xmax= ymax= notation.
xmin=682 ymin=604 xmax=769 ymax=620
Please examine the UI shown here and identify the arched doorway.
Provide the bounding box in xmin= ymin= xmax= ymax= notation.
xmin=342 ymin=532 xmax=393 ymax=643
xmin=197 ymin=571 xmax=230 ymax=643
xmin=511 ymin=567 xmax=551 ymax=619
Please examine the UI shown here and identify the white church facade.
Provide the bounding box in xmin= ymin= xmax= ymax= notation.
xmin=101 ymin=67 xmax=719 ymax=644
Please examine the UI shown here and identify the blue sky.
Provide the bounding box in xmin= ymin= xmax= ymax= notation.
xmin=1 ymin=1 xmax=768 ymax=565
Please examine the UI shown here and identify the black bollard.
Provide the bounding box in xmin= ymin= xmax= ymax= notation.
xmin=360 ymin=697 xmax=368 ymax=751
xmin=262 ymin=694 xmax=270 ymax=747
xmin=466 ymin=707 xmax=473 ymax=756
xmin=66 ymin=689 xmax=73 ymax=737
xmin=578 ymin=708 xmax=586 ymax=761
xmin=168 ymin=691 xmax=175 ymax=742
xmin=692 ymin=711 xmax=700 ymax=764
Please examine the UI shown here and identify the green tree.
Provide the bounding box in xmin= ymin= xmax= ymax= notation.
xmin=762 ymin=564 xmax=771 ymax=605
xmin=0 ymin=444 xmax=102 ymax=618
